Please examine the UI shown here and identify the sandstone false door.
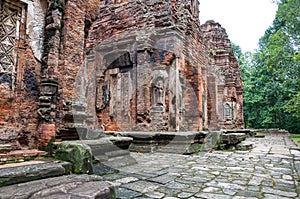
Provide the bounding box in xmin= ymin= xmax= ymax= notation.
xmin=0 ymin=0 xmax=23 ymax=89
xmin=108 ymin=70 xmax=133 ymax=130
xmin=96 ymin=51 xmax=135 ymax=131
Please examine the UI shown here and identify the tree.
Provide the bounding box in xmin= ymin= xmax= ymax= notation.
xmin=237 ymin=0 xmax=300 ymax=133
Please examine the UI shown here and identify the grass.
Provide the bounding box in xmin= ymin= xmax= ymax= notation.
xmin=290 ymin=134 xmax=300 ymax=147
xmin=290 ymin=133 xmax=300 ymax=137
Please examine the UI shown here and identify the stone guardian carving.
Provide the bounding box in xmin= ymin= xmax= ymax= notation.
xmin=150 ymin=70 xmax=168 ymax=112
xmin=152 ymin=78 xmax=165 ymax=107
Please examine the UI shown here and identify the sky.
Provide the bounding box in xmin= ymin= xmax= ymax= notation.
xmin=199 ymin=0 xmax=278 ymax=52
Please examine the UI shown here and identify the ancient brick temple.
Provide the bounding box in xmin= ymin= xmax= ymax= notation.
xmin=0 ymin=0 xmax=244 ymax=148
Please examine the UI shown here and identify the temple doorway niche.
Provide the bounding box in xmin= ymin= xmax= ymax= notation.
xmin=96 ymin=51 xmax=135 ymax=131
xmin=0 ymin=0 xmax=25 ymax=89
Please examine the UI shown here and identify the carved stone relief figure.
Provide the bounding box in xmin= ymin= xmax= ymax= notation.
xmin=153 ymin=78 xmax=164 ymax=107
xmin=150 ymin=70 xmax=168 ymax=113
xmin=224 ymin=102 xmax=232 ymax=120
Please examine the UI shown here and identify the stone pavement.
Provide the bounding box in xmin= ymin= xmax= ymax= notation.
xmin=103 ymin=134 xmax=300 ymax=199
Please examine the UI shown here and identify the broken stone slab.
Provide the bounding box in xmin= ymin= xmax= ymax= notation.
xmin=86 ymin=137 xmax=137 ymax=171
xmin=0 ymin=174 xmax=116 ymax=199
xmin=0 ymin=161 xmax=71 ymax=187
xmin=87 ymin=137 xmax=133 ymax=156
xmin=78 ymin=137 xmax=133 ymax=161
xmin=201 ymin=131 xmax=222 ymax=151
xmin=55 ymin=137 xmax=135 ymax=174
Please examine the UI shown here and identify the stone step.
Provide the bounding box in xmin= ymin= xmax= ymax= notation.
xmin=117 ymin=131 xmax=221 ymax=154
xmin=0 ymin=161 xmax=72 ymax=187
xmin=0 ymin=149 xmax=48 ymax=165
xmin=0 ymin=174 xmax=115 ymax=198
xmin=222 ymin=129 xmax=255 ymax=137
xmin=118 ymin=131 xmax=205 ymax=154
xmin=0 ymin=144 xmax=12 ymax=153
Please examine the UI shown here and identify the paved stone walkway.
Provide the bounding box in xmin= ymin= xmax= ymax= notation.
xmin=104 ymin=134 xmax=300 ymax=199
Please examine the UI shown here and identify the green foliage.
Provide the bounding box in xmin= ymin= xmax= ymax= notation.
xmin=233 ymin=0 xmax=300 ymax=133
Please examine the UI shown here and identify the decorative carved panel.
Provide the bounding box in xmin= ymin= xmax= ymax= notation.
xmin=0 ymin=0 xmax=22 ymax=83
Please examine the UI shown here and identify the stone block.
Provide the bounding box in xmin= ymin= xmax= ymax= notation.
xmin=55 ymin=141 xmax=93 ymax=174
xmin=222 ymin=133 xmax=247 ymax=145
xmin=236 ymin=141 xmax=253 ymax=151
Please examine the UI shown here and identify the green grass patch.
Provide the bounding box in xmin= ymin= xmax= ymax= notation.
xmin=290 ymin=133 xmax=300 ymax=137
xmin=220 ymin=149 xmax=235 ymax=152
xmin=290 ymin=135 xmax=300 ymax=147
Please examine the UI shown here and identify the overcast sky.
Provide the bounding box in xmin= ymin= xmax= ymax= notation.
xmin=199 ymin=0 xmax=278 ymax=52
